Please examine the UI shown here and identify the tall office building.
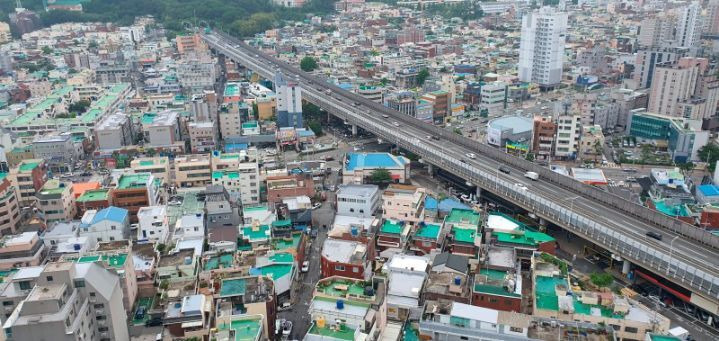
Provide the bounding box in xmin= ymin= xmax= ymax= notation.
xmin=675 ymin=2 xmax=702 ymax=51
xmin=274 ymin=72 xmax=303 ymax=128
xmin=637 ymin=16 xmax=676 ymax=48
xmin=708 ymin=0 xmax=719 ymax=35
xmin=632 ymin=47 xmax=688 ymax=89
xmin=518 ymin=6 xmax=568 ymax=89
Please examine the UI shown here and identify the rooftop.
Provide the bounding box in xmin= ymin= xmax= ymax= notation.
xmin=487 ymin=115 xmax=533 ymax=134
xmin=240 ymin=224 xmax=271 ymax=242
xmin=219 ymin=277 xmax=247 ymax=297
xmin=204 ymin=254 xmax=234 ymax=271
xmin=216 ymin=317 xmax=262 ymax=341
xmin=445 ymin=208 xmax=480 ymax=227
xmin=345 ymin=152 xmax=407 ymax=171
xmin=473 ymin=268 xmax=521 ymax=298
xmin=495 ymin=228 xmax=555 ymax=247
xmin=76 ymin=253 xmax=127 ymax=269
xmin=76 ymin=189 xmax=110 ymax=202
xmin=380 ymin=219 xmax=404 ymax=235
xmin=415 ymin=222 xmax=441 ymax=240
xmin=117 ymin=173 xmax=152 ymax=189
xmin=18 ymin=160 xmax=41 ymax=173
xmin=652 ymin=199 xmax=692 ymax=217
xmin=316 ymin=278 xmax=370 ymax=299
xmin=451 ymin=226 xmax=477 ymax=244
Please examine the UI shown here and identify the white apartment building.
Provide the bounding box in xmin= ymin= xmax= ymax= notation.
xmin=676 ymin=2 xmax=702 ymax=51
xmin=1 ymin=261 xmax=129 ymax=341
xmin=518 ymin=6 xmax=568 ymax=88
xmin=176 ymin=58 xmax=217 ymax=93
xmin=95 ymin=111 xmax=133 ymax=151
xmin=137 ymin=206 xmax=169 ymax=243
xmin=275 ymin=72 xmax=303 ymax=128
xmin=336 ymin=184 xmax=380 ymax=218
xmin=141 ymin=110 xmax=182 ymax=149
xmin=173 ymin=213 xmax=205 ymax=242
xmin=174 ymin=155 xmax=212 ymax=188
xmin=648 ymin=58 xmax=719 ymax=120
xmin=36 ymin=180 xmax=76 ymax=224
xmin=480 ymin=81 xmax=507 ymax=115
xmin=78 ymin=207 xmax=130 ymax=243
xmin=211 ymin=150 xmax=261 ymax=205
xmin=554 ymin=113 xmax=582 ymax=159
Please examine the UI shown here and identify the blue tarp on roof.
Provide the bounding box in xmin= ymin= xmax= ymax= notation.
xmin=698 ymin=184 xmax=719 ymax=197
xmin=438 ymin=198 xmax=470 ymax=212
xmin=345 ymin=152 xmax=406 ymax=171
xmin=425 ymin=197 xmax=438 ymax=210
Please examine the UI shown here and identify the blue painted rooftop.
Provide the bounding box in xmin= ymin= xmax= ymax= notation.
xmin=438 ymin=198 xmax=470 ymax=212
xmin=345 ymin=152 xmax=407 ymax=171
xmin=425 ymin=197 xmax=438 ymax=210
xmin=698 ymin=184 xmax=719 ymax=197
xmin=89 ymin=206 xmax=128 ymax=225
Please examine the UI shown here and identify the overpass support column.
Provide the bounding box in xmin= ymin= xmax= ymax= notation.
xmin=622 ymin=260 xmax=631 ymax=275
xmin=538 ymin=218 xmax=547 ymax=232
xmin=351 ymin=124 xmax=358 ymax=136
xmin=475 ymin=186 xmax=482 ymax=201
xmin=427 ymin=164 xmax=435 ymax=177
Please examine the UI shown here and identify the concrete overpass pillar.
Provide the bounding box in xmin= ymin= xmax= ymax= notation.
xmin=475 ymin=187 xmax=482 ymax=201
xmin=427 ymin=164 xmax=435 ymax=177
xmin=351 ymin=124 xmax=358 ymax=136
xmin=622 ymin=260 xmax=631 ymax=275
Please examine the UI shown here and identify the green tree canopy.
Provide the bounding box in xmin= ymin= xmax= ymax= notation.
xmin=300 ymin=56 xmax=318 ymax=72
xmin=417 ymin=68 xmax=430 ymax=86
xmin=369 ymin=168 xmax=392 ymax=184
xmin=699 ymin=143 xmax=719 ymax=172
xmin=590 ymin=272 xmax=613 ymax=288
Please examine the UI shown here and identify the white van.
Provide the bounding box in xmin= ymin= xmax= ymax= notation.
xmin=524 ymin=171 xmax=539 ymax=181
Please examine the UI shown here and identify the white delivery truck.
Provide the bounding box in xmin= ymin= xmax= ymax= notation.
xmin=524 ymin=171 xmax=539 ymax=181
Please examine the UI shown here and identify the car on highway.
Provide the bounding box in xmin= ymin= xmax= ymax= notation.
xmin=382 ymin=114 xmax=389 ymax=118
xmin=393 ymin=122 xmax=400 ymax=127
xmin=301 ymin=261 xmax=310 ymax=272
xmin=499 ymin=166 xmax=511 ymax=174
xmin=459 ymin=159 xmax=467 ymax=163
xmin=524 ymin=171 xmax=539 ymax=180
xmin=465 ymin=153 xmax=476 ymax=159
xmin=646 ymin=231 xmax=663 ymax=241
xmin=431 ymin=135 xmax=440 ymax=140
xmin=514 ymin=183 xmax=529 ymax=191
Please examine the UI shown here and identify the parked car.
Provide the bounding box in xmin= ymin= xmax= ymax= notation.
xmin=499 ymin=166 xmax=511 ymax=174
xmin=145 ymin=317 xmax=163 ymax=327
xmin=514 ymin=183 xmax=529 ymax=191
xmin=134 ymin=306 xmax=146 ymax=320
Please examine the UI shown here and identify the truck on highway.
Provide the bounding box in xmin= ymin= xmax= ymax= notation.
xmin=524 ymin=171 xmax=539 ymax=181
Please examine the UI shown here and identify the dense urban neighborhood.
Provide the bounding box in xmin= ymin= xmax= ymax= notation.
xmin=0 ymin=0 xmax=718 ymax=341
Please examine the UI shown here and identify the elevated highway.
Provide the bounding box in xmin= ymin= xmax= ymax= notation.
xmin=203 ymin=31 xmax=719 ymax=310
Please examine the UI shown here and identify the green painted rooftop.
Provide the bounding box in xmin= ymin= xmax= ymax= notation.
xmin=272 ymin=233 xmax=301 ymax=251
xmin=269 ymin=252 xmax=294 ymax=264
xmin=220 ymin=278 xmax=247 ymax=297
xmin=649 ymin=335 xmax=682 ymax=341
xmin=495 ymin=229 xmax=554 ymax=246
xmin=76 ymin=189 xmax=110 ymax=202
xmin=307 ymin=322 xmax=355 ymax=340
xmin=213 ymin=171 xmax=240 ymax=179
xmin=18 ymin=161 xmax=41 ymax=172
xmin=446 ymin=208 xmax=480 ymax=227
xmin=380 ymin=220 xmax=403 ymax=235
xmin=77 ymin=254 xmax=127 ymax=269
xmin=473 ymin=269 xmax=521 ymax=298
xmin=217 ymin=317 xmax=262 ymax=341
xmin=0 ymin=173 xmax=7 ymax=181
xmin=204 ymin=254 xmax=234 ymax=271
xmin=254 ymin=263 xmax=292 ymax=280
xmin=535 ymin=276 xmax=569 ymax=311
xmin=241 ymin=224 xmax=270 ymax=241
xmin=415 ymin=223 xmax=441 ymax=239
xmin=317 ymin=279 xmax=368 ymax=298
xmin=452 ymin=226 xmax=477 ymax=244
xmin=117 ymin=173 xmax=151 ymax=189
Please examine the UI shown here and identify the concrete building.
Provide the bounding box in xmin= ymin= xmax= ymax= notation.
xmin=633 ymin=47 xmax=688 ymax=90
xmin=357 ymin=85 xmax=383 ymax=103
xmin=129 ymin=156 xmax=170 ymax=183
xmin=579 ymin=125 xmax=605 ymax=161
xmin=210 ymin=150 xmax=260 ymax=205
xmin=204 ymin=186 xmax=241 ymax=245
xmin=676 ymin=2 xmax=702 ymax=51
xmin=36 ymin=180 xmax=76 ymax=223
xmin=421 ymin=91 xmax=450 ymax=123
xmin=480 ymin=81 xmax=507 ymax=115
xmin=141 ymin=110 xmax=183 ymax=150
xmin=95 ymin=112 xmax=133 ymax=151
xmin=111 ymin=173 xmax=161 ymax=222
xmin=531 ymin=116 xmax=555 ymax=162
xmin=216 ymin=276 xmax=277 ymax=340
xmin=188 ymin=121 xmax=217 ymax=153
xmin=73 ymin=244 xmax=138 ymax=313
xmin=518 ymin=6 xmax=568 ymax=88
xmin=1 ymin=261 xmax=129 ymax=341
xmin=628 ymin=112 xmax=710 ymax=163
xmin=137 ymin=205 xmax=169 ymax=243
xmin=176 ymin=58 xmax=217 ymax=93
xmin=382 ymin=184 xmax=426 ymax=226
xmin=419 ymin=301 xmax=532 ymax=341
xmin=174 ymin=154 xmax=212 ymax=188
xmin=31 ymin=133 xmax=81 ymax=172
xmin=75 ymin=189 xmax=112 ymax=218
xmin=554 ymin=113 xmax=582 ymax=159
xmin=637 ymin=16 xmax=676 ymax=48
xmin=648 ymin=57 xmax=719 ymax=120
xmin=0 ymin=175 xmax=20 ymax=235
xmin=320 ymin=238 xmax=370 ymax=280
xmin=275 ymin=72 xmax=303 ymax=128
xmin=78 ymin=207 xmax=130 ymax=243
xmin=176 ymin=34 xmax=207 ymax=56
xmin=266 ymin=174 xmax=315 ymax=207
xmin=342 ymin=152 xmax=410 ymax=185
xmin=486 ymin=116 xmax=533 ymax=148
xmin=8 ymin=159 xmax=46 ymax=207
xmin=336 ymin=184 xmax=380 ymax=218
xmin=0 ymin=232 xmax=47 ymax=270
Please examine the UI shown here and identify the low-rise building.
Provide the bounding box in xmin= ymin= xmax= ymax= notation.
xmin=210 ymin=150 xmax=261 ymax=205
xmin=377 ymin=219 xmax=411 ymax=251
xmin=444 ymin=209 xmax=481 ymax=257
xmin=175 ymin=154 xmax=212 ymax=188
xmin=75 ymin=188 xmax=112 ymax=218
xmin=141 ymin=110 xmax=184 ymax=151
xmin=336 ymin=184 xmax=380 ymax=218
xmin=266 ymin=174 xmax=315 ymax=207
xmin=472 ymin=247 xmax=523 ymax=312
xmin=0 ymin=232 xmax=47 ymax=270
xmin=249 ymin=252 xmax=296 ymax=297
xmin=411 ymin=222 xmax=443 ymax=255
xmin=188 ymin=121 xmax=217 ymax=153
xmin=77 ymin=206 xmax=130 ymax=243
xmin=36 ymin=180 xmax=76 ymax=223
xmin=382 ymin=184 xmax=426 ymax=226
xmin=486 ymin=212 xmax=556 ymax=258
xmin=73 ymin=244 xmax=137 ymax=313
xmin=130 ymin=156 xmax=170 ymax=183
xmin=95 ymin=111 xmax=133 ymax=151
xmin=112 ymin=172 xmax=161 ymax=222
xmin=419 ymin=300 xmax=532 ymax=341
xmin=164 ymin=294 xmax=212 ymax=339
xmin=343 ymin=152 xmax=410 ymax=185
xmin=8 ymin=159 xmax=46 ymax=206
xmin=320 ymin=238 xmax=370 ymax=280
xmin=137 ymin=205 xmax=169 ymax=243
xmin=216 ymin=276 xmax=277 ymax=340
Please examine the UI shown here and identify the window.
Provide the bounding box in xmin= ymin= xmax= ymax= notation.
xmin=2 ymin=301 xmax=12 ymax=306
xmin=46 ymin=276 xmax=53 ymax=282
xmin=509 ymin=326 xmax=523 ymax=333
xmin=94 ymin=303 xmax=104 ymax=309
xmin=352 ymin=267 xmax=359 ymax=273
xmin=89 ymin=292 xmax=96 ymax=297
xmin=74 ymin=279 xmax=85 ymax=288
xmin=335 ymin=265 xmax=345 ymax=271
xmin=624 ymin=327 xmax=638 ymax=333
xmin=18 ymin=281 xmax=31 ymax=290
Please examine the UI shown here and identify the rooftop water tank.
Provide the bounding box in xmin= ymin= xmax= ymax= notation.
xmin=336 ymin=299 xmax=344 ymax=310
xmin=454 ymin=276 xmax=461 ymax=285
